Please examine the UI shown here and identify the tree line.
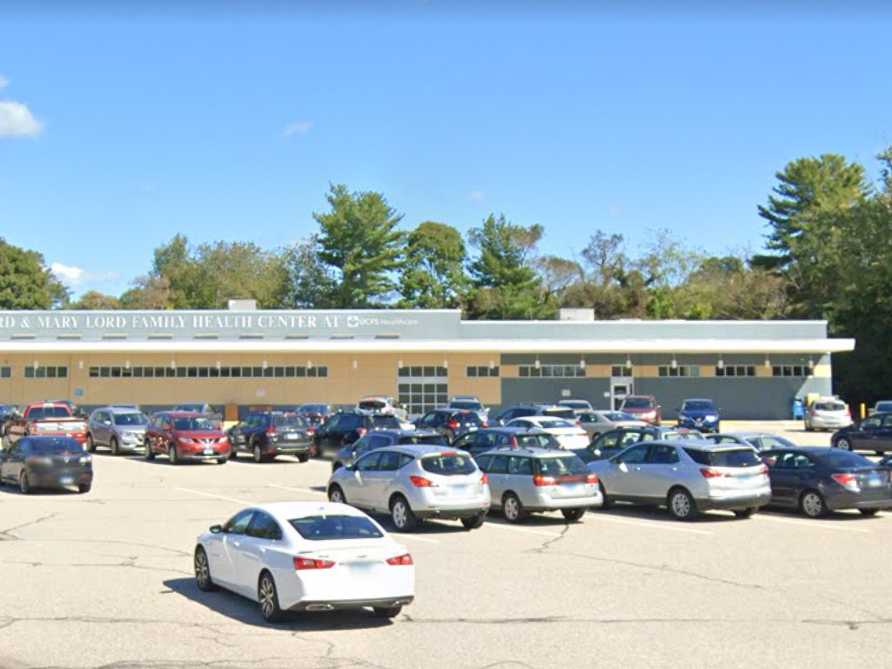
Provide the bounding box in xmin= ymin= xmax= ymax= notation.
xmin=1 ymin=148 xmax=890 ymax=403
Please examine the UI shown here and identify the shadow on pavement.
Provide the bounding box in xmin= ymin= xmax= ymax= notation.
xmin=163 ymin=577 xmax=395 ymax=630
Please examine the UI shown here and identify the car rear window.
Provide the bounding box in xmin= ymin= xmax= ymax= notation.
xmin=450 ymin=400 xmax=482 ymax=410
xmin=682 ymin=401 xmax=716 ymax=411
xmin=453 ymin=412 xmax=482 ymax=425
xmin=516 ymin=434 xmax=559 ymax=449
xmin=114 ymin=413 xmax=147 ymax=426
xmin=28 ymin=439 xmax=83 ymax=454
xmin=543 ymin=409 xmax=576 ymax=420
xmin=684 ymin=448 xmax=760 ymax=467
xmin=272 ymin=414 xmax=307 ymax=428
xmin=371 ymin=415 xmax=401 ymax=429
xmin=398 ymin=434 xmax=447 ymax=445
xmin=288 ymin=515 xmax=383 ymax=540
xmin=814 ymin=451 xmax=876 ymax=468
xmin=814 ymin=402 xmax=846 ymax=411
xmin=27 ymin=406 xmax=71 ymax=419
xmin=359 ymin=400 xmax=387 ymax=411
xmin=535 ymin=455 xmax=588 ymax=476
xmin=537 ymin=418 xmax=575 ymax=428
xmin=173 ymin=417 xmax=217 ymax=431
xmin=420 ymin=452 xmax=477 ymax=476
xmin=622 ymin=398 xmax=653 ymax=409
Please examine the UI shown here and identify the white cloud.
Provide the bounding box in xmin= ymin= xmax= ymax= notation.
xmin=51 ymin=262 xmax=119 ymax=288
xmin=469 ymin=190 xmax=485 ymax=202
xmin=0 ymin=75 xmax=8 ymax=89
xmin=283 ymin=119 xmax=313 ymax=137
xmin=0 ymin=100 xmax=42 ymax=137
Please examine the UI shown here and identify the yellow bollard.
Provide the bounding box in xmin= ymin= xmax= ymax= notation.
xmin=860 ymin=402 xmax=866 ymax=419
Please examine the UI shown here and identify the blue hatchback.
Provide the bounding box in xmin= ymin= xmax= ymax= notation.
xmin=676 ymin=398 xmax=721 ymax=433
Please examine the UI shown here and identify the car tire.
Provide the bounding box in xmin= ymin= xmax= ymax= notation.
xmin=598 ymin=482 xmax=612 ymax=510
xmin=667 ymin=488 xmax=698 ymax=521
xmin=460 ymin=512 xmax=486 ymax=530
xmin=110 ymin=437 xmax=119 ymax=456
xmin=86 ymin=434 xmax=96 ymax=453
xmin=169 ymin=443 xmax=179 ymax=465
xmin=328 ymin=484 xmax=346 ymax=504
xmin=194 ymin=546 xmax=217 ymax=591
xmin=257 ymin=571 xmax=284 ymax=623
xmin=19 ymin=471 xmax=32 ymax=495
xmin=372 ymin=605 xmax=402 ymax=618
xmin=253 ymin=443 xmax=263 ymax=464
xmin=297 ymin=453 xmax=310 ymax=463
xmin=561 ymin=508 xmax=586 ymax=522
xmin=78 ymin=483 xmax=91 ymax=494
xmin=733 ymin=508 xmax=755 ymax=519
xmin=835 ymin=438 xmax=851 ymax=451
xmin=390 ymin=495 xmax=418 ymax=532
xmin=859 ymin=508 xmax=879 ymax=517
xmin=217 ymin=457 xmax=227 ymax=465
xmin=799 ymin=490 xmax=827 ymax=518
xmin=144 ymin=445 xmax=155 ymax=461
xmin=502 ymin=492 xmax=526 ymax=523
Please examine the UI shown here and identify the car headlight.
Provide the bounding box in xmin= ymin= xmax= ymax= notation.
xmin=79 ymin=455 xmax=92 ymax=464
xmin=121 ymin=432 xmax=137 ymax=442
xmin=706 ymin=415 xmax=718 ymax=421
xmin=178 ymin=437 xmax=194 ymax=444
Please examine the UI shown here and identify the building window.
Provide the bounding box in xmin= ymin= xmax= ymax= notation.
xmin=611 ymin=365 xmax=633 ymax=377
xmin=715 ymin=365 xmax=756 ymax=377
xmin=399 ymin=382 xmax=447 ymax=416
xmin=658 ymin=365 xmax=700 ymax=378
xmin=772 ymin=365 xmax=813 ymax=378
xmin=25 ymin=366 xmax=67 ymax=379
xmin=399 ymin=366 xmax=448 ymax=378
xmin=467 ymin=365 xmax=499 ymax=378
xmin=519 ymin=364 xmax=585 ymax=378
xmin=78 ymin=363 xmax=330 ymax=380
xmin=0 ymin=366 xmax=10 ymax=378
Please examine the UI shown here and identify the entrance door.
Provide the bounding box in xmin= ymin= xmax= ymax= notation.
xmin=610 ymin=378 xmax=634 ymax=411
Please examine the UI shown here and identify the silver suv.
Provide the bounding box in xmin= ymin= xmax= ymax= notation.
xmin=87 ymin=406 xmax=149 ymax=455
xmin=327 ymin=444 xmax=491 ymax=532
xmin=476 ymin=447 xmax=602 ymax=522
xmin=588 ymin=440 xmax=771 ymax=520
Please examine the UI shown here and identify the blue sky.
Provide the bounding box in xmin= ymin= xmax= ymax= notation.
xmin=1 ymin=4 xmax=890 ymax=296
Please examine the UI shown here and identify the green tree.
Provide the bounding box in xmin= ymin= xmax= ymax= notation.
xmin=399 ymin=222 xmax=467 ymax=308
xmin=755 ymin=154 xmax=869 ymax=271
xmin=71 ymin=291 xmax=121 ymax=310
xmin=0 ymin=238 xmax=69 ymax=309
xmin=283 ymin=236 xmax=336 ymax=308
xmin=119 ymin=275 xmax=171 ymax=309
xmin=313 ymin=184 xmax=404 ymax=308
xmin=466 ymin=214 xmax=552 ymax=319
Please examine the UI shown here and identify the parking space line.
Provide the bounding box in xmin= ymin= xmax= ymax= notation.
xmin=266 ymin=483 xmax=325 ymax=496
xmin=176 ymin=487 xmax=251 ymax=505
xmin=485 ymin=524 xmax=562 ymax=538
xmin=754 ymin=515 xmax=871 ymax=534
xmin=590 ymin=515 xmax=713 ymax=536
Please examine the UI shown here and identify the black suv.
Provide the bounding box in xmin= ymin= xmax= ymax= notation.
xmin=573 ymin=425 xmax=704 ymax=463
xmin=451 ymin=427 xmax=560 ymax=459
xmin=313 ymin=411 xmax=402 ymax=458
xmin=331 ymin=429 xmax=448 ymax=471
xmin=490 ymin=404 xmax=577 ymax=426
xmin=227 ymin=411 xmax=314 ymax=463
xmin=414 ymin=409 xmax=485 ymax=442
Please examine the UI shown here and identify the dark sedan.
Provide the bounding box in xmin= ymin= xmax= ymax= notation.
xmin=0 ymin=437 xmax=93 ymax=494
xmin=451 ymin=427 xmax=560 ymax=459
xmin=331 ymin=429 xmax=447 ymax=471
xmin=761 ymin=447 xmax=892 ymax=517
xmin=831 ymin=413 xmax=892 ymax=454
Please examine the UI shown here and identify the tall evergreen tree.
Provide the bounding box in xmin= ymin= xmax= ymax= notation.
xmin=399 ymin=222 xmax=467 ymax=308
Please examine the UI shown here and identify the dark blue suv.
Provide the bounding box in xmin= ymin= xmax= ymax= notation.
xmin=227 ymin=411 xmax=314 ymax=463
xmin=331 ymin=429 xmax=447 ymax=471
xmin=676 ymin=398 xmax=721 ymax=433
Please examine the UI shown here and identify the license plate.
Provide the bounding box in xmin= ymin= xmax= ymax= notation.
xmin=867 ymin=477 xmax=882 ymax=487
xmin=59 ymin=476 xmax=74 ymax=485
xmin=286 ymin=433 xmax=298 ymax=440
xmin=203 ymin=448 xmax=213 ymax=455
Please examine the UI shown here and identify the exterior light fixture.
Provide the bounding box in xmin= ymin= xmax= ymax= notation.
xmin=671 ymin=357 xmax=678 ymax=369
xmin=125 ymin=360 xmax=131 ymax=370
xmin=579 ymin=359 xmax=586 ymax=369
xmin=398 ymin=360 xmax=403 ymax=369
xmin=307 ymin=360 xmax=313 ymax=369
xmin=717 ymin=357 xmax=724 ymax=370
xmin=262 ymin=360 xmax=268 ymax=370
xmin=489 ymin=360 xmax=495 ymax=369
xmin=216 ymin=360 xmax=222 ymax=370
xmin=764 ymin=355 xmax=771 ymax=368
xmin=352 ymin=359 xmax=358 ymax=370
xmin=33 ymin=360 xmax=39 ymax=370
xmin=170 ymin=360 xmax=176 ymax=370
xmin=808 ymin=358 xmax=815 ymax=369
xmin=443 ymin=360 xmax=448 ymax=369
xmin=534 ymin=358 xmax=541 ymax=369
xmin=78 ymin=360 xmax=84 ymax=370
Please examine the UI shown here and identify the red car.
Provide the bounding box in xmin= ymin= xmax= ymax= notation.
xmin=619 ymin=395 xmax=662 ymax=425
xmin=5 ymin=402 xmax=89 ymax=447
xmin=144 ymin=411 xmax=230 ymax=465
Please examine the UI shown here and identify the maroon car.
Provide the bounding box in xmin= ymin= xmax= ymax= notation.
xmin=144 ymin=411 xmax=230 ymax=464
xmin=619 ymin=395 xmax=662 ymax=425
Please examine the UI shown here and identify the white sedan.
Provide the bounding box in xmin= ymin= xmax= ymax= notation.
xmin=506 ymin=416 xmax=590 ymax=449
xmin=194 ymin=501 xmax=415 ymax=622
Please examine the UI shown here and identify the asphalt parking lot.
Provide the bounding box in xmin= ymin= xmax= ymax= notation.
xmin=2 ymin=422 xmax=891 ymax=669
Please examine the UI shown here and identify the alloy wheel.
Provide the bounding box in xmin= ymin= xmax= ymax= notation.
xmin=503 ymin=495 xmax=520 ymax=522
xmin=836 ymin=438 xmax=851 ymax=451
xmin=19 ymin=471 xmax=30 ymax=494
xmin=254 ymin=445 xmax=262 ymax=463
xmin=195 ymin=550 xmax=209 ymax=588
xmin=801 ymin=492 xmax=824 ymax=518
xmin=392 ymin=500 xmax=408 ymax=529
xmin=329 ymin=486 xmax=344 ymax=504
xmin=111 ymin=438 xmax=119 ymax=456
xmin=259 ymin=575 xmax=276 ymax=619
xmin=670 ymin=491 xmax=691 ymax=519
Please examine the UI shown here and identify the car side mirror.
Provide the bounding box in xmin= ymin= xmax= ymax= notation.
xmin=209 ymin=524 xmax=223 ymax=534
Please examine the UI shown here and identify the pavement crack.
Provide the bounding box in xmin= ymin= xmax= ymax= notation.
xmin=0 ymin=512 xmax=58 ymax=539
xmin=527 ymin=523 xmax=571 ymax=554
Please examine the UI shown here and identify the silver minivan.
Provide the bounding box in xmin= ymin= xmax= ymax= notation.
xmin=87 ymin=406 xmax=149 ymax=455
xmin=588 ymin=440 xmax=771 ymax=520
xmin=477 ymin=447 xmax=602 ymax=522
xmin=327 ymin=444 xmax=491 ymax=531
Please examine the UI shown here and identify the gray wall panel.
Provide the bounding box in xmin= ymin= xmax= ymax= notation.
xmin=500 ymin=378 xmax=611 ymax=411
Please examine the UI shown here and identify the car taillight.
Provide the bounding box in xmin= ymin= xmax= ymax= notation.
xmin=293 ymin=556 xmax=336 ymax=570
xmin=758 ymin=464 xmax=769 ymax=475
xmin=532 ymin=475 xmax=557 ymax=487
xmin=480 ymin=473 xmax=489 ymax=485
xmin=266 ymin=426 xmax=277 ymax=435
xmin=510 ymin=436 xmax=519 ymax=447
xmin=447 ymin=419 xmax=459 ymax=429
xmin=386 ymin=553 xmax=413 ymax=566
xmin=831 ymin=472 xmax=860 ymax=491
xmin=306 ymin=427 xmax=316 ymax=435
xmin=700 ymin=467 xmax=724 ymax=478
xmin=481 ymin=420 xmax=488 ymax=427
xmin=409 ymin=475 xmax=435 ymax=487
xmin=585 ymin=473 xmax=599 ymax=484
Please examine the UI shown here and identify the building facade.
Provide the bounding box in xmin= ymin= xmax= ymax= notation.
xmin=0 ymin=308 xmax=854 ymax=420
